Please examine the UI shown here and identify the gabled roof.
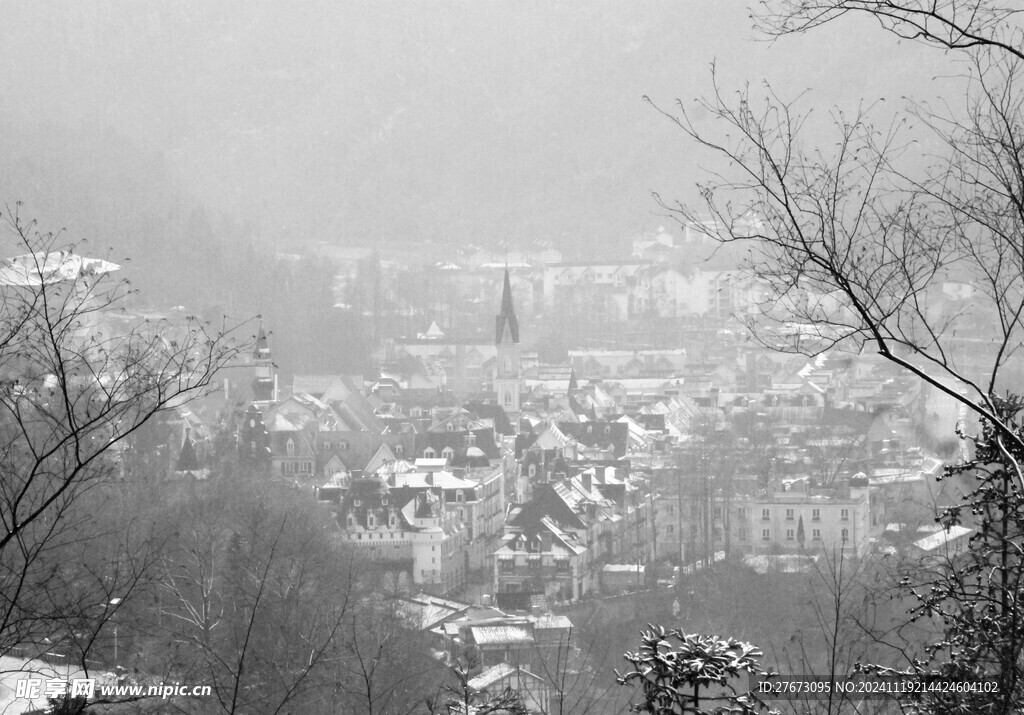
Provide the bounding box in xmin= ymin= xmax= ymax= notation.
xmin=558 ymin=421 xmax=628 ymax=458
xmin=364 ymin=442 xmax=398 ymax=474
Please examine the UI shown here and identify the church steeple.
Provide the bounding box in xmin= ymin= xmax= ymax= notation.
xmin=494 ymin=270 xmax=522 ymax=421
xmin=495 ymin=270 xmax=520 ymax=345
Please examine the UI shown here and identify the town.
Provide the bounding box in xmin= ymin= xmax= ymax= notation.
xmin=2 ymin=2 xmax=1021 ymax=713
xmin=98 ymin=219 xmax=980 ymax=713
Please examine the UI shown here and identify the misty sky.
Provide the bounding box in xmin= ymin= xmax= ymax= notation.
xmin=0 ymin=1 xmax=958 ymax=255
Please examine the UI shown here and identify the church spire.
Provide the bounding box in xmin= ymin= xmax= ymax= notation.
xmin=495 ymin=270 xmax=519 ymax=345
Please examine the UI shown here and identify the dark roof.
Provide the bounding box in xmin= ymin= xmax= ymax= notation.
xmin=176 ymin=431 xmax=199 ymax=471
xmin=558 ymin=421 xmax=629 ymax=458
xmin=495 ymin=270 xmax=519 ymax=344
xmin=508 ymin=483 xmax=587 ymax=531
xmin=464 ymin=402 xmax=515 ymax=436
xmin=414 ymin=428 xmax=501 ymax=463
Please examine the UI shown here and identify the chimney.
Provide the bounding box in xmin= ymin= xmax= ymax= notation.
xmin=582 ymin=471 xmax=593 ymax=493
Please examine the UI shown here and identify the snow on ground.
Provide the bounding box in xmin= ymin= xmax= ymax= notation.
xmin=0 ymin=655 xmax=85 ymax=715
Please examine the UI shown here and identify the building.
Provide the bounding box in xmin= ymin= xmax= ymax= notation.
xmin=326 ymin=474 xmax=467 ymax=594
xmin=495 ymin=270 xmax=523 ymax=421
xmin=731 ymin=478 xmax=874 ymax=557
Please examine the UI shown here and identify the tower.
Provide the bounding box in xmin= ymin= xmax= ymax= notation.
xmin=495 ymin=270 xmax=522 ymax=420
xmin=252 ymin=321 xmax=277 ymax=404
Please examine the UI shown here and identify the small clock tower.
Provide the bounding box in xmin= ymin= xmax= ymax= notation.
xmin=252 ymin=321 xmax=277 ymax=404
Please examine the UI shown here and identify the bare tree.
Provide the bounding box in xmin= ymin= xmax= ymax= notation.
xmin=649 ymin=1 xmax=1024 ymax=711
xmin=331 ymin=596 xmax=444 ymax=715
xmin=142 ymin=479 xmax=357 ymax=714
xmin=0 ymin=206 xmax=247 ymax=669
xmin=426 ymin=651 xmax=528 ymax=715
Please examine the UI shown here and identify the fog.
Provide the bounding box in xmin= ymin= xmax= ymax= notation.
xmin=0 ymin=5 xmax=1001 ymax=713
xmin=0 ymin=1 xmax=953 ymax=256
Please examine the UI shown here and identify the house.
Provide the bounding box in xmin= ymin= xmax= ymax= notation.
xmin=376 ymin=458 xmax=507 ymax=577
xmin=466 ymin=663 xmax=553 ymax=715
xmin=327 ymin=474 xmax=468 ymax=594
xmin=495 ymin=468 xmax=652 ymax=601
xmin=731 ymin=477 xmax=873 ymax=557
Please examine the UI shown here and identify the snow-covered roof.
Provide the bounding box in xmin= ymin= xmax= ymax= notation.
xmin=914 ymin=525 xmax=972 ymax=552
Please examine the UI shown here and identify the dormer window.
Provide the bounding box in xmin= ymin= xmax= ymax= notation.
xmin=442 ymin=446 xmax=455 ymax=460
xmin=464 ymin=433 xmax=476 ymax=448
xmin=424 ymin=447 xmax=436 ymax=459
xmin=323 ymin=440 xmax=332 ymax=451
xmin=339 ymin=440 xmax=349 ymax=450
xmin=528 ymin=463 xmax=537 ymax=478
xmin=286 ymin=438 xmax=295 ymax=455
xmin=395 ymin=444 xmax=404 ymax=456
xmin=456 ymin=490 xmax=464 ymax=502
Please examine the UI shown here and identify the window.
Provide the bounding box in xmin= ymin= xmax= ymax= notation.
xmin=667 ymin=524 xmax=674 ymax=534
xmin=555 ymin=559 xmax=569 ymax=574
xmin=323 ymin=440 xmax=332 ymax=451
xmin=786 ymin=529 xmax=794 ymax=541
xmin=737 ymin=507 xmax=747 ymax=519
xmin=840 ymin=509 xmax=849 ymax=521
xmin=812 ymin=529 xmax=821 ymax=541
xmin=286 ymin=439 xmax=295 ymax=455
xmin=339 ymin=440 xmax=349 ymax=450
xmin=442 ymin=446 xmax=455 ymax=460
xmin=529 ymin=557 xmax=542 ymax=569
xmin=394 ymin=444 xmax=404 ymax=456
xmin=785 ymin=508 xmax=794 ymax=521
xmin=424 ymin=447 xmax=436 ymax=459
xmin=762 ymin=528 xmax=771 ymax=541
xmin=738 ymin=527 xmax=748 ymax=541
xmin=812 ymin=508 xmax=820 ymax=522
xmin=762 ymin=509 xmax=770 ymax=521
xmin=841 ymin=528 xmax=849 ymax=542
xmin=713 ymin=506 xmax=723 ymax=519
xmin=500 ymin=559 xmax=514 ymax=573
xmin=456 ymin=490 xmax=464 ymax=502
xmin=367 ymin=514 xmax=375 ymax=528
xmin=464 ymin=433 xmax=476 ymax=448
xmin=528 ymin=463 xmax=537 ymax=477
